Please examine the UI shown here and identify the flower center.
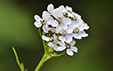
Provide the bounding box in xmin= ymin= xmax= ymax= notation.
xmin=59 ymin=29 xmax=67 ymax=36
xmin=65 ymin=43 xmax=71 ymax=49
xmin=40 ymin=19 xmax=47 ymax=25
xmin=57 ymin=16 xmax=63 ymax=23
xmin=71 ymin=14 xmax=77 ymax=20
xmin=50 ymin=28 xmax=56 ymax=33
xmin=67 ymin=10 xmax=72 ymax=14
xmin=63 ymin=12 xmax=68 ymax=17
xmin=49 ymin=37 xmax=54 ymax=42
xmin=74 ymin=27 xmax=80 ymax=33
xmin=49 ymin=37 xmax=55 ymax=44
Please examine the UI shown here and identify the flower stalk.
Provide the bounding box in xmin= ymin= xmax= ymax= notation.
xmin=34 ymin=52 xmax=51 ymax=71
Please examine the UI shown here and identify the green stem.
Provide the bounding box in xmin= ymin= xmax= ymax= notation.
xmin=38 ymin=27 xmax=42 ymax=37
xmin=34 ymin=52 xmax=51 ymax=71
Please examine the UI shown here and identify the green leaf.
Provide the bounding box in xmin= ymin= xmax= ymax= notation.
xmin=21 ymin=63 xmax=25 ymax=71
xmin=12 ymin=47 xmax=26 ymax=71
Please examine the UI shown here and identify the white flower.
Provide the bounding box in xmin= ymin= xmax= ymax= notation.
xmin=51 ymin=8 xmax=71 ymax=30
xmin=69 ymin=17 xmax=89 ymax=39
xmin=57 ymin=40 xmax=78 ymax=56
xmin=73 ymin=24 xmax=88 ymax=39
xmin=34 ymin=15 xmax=42 ymax=27
xmin=65 ymin=6 xmax=81 ymax=19
xmin=42 ymin=11 xmax=58 ymax=27
xmin=66 ymin=6 xmax=73 ymax=13
xmin=58 ymin=27 xmax=74 ymax=43
xmin=59 ymin=5 xmax=70 ymax=16
xmin=42 ymin=34 xmax=59 ymax=51
xmin=34 ymin=11 xmax=58 ymax=33
xmin=66 ymin=41 xmax=78 ymax=56
xmin=59 ymin=5 xmax=80 ymax=20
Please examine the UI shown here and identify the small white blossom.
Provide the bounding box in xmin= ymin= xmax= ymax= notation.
xmin=34 ymin=11 xmax=58 ymax=33
xmin=51 ymin=8 xmax=71 ymax=29
xmin=72 ymin=23 xmax=89 ymax=39
xmin=66 ymin=6 xmax=72 ymax=13
xmin=58 ymin=27 xmax=73 ymax=43
xmin=42 ymin=34 xmax=60 ymax=51
xmin=42 ymin=11 xmax=58 ymax=27
xmin=57 ymin=40 xmax=78 ymax=56
xmin=66 ymin=41 xmax=78 ymax=56
xmin=34 ymin=15 xmax=42 ymax=27
xmin=68 ymin=16 xmax=89 ymax=39
xmin=59 ymin=5 xmax=71 ymax=17
xmin=48 ymin=34 xmax=59 ymax=50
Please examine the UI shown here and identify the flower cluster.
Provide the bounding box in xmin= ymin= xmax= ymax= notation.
xmin=34 ymin=4 xmax=89 ymax=56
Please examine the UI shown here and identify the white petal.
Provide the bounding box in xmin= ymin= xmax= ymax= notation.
xmin=42 ymin=35 xmax=50 ymax=41
xmin=62 ymin=18 xmax=71 ymax=25
xmin=71 ymin=46 xmax=78 ymax=53
xmin=56 ymin=26 xmax=61 ymax=33
xmin=65 ymin=35 xmax=72 ymax=43
xmin=53 ymin=34 xmax=57 ymax=40
xmin=51 ymin=20 xmax=58 ymax=27
xmin=66 ymin=49 xmax=74 ymax=56
xmin=69 ymin=41 xmax=76 ymax=46
xmin=83 ymin=23 xmax=89 ymax=30
xmin=59 ymin=36 xmax=65 ymax=43
xmin=53 ymin=44 xmax=59 ymax=51
xmin=59 ymin=23 xmax=67 ymax=30
xmin=80 ymin=31 xmax=88 ymax=37
xmin=42 ymin=11 xmax=50 ymax=19
xmin=66 ymin=6 xmax=72 ymax=12
xmin=66 ymin=26 xmax=74 ymax=34
xmin=47 ymin=19 xmax=58 ymax=27
xmin=47 ymin=4 xmax=54 ymax=13
xmin=42 ymin=25 xmax=49 ymax=33
xmin=51 ymin=8 xmax=63 ymax=18
xmin=58 ymin=41 xmax=65 ymax=45
xmin=48 ymin=42 xmax=54 ymax=47
xmin=34 ymin=22 xmax=42 ymax=27
xmin=70 ymin=21 xmax=78 ymax=28
xmin=59 ymin=5 xmax=66 ymax=12
xmin=77 ymin=23 xmax=84 ymax=31
xmin=73 ymin=33 xmax=82 ymax=39
xmin=57 ymin=45 xmax=66 ymax=51
xmin=34 ymin=15 xmax=41 ymax=21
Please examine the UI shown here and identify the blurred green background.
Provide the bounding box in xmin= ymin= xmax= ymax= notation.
xmin=0 ymin=0 xmax=113 ymax=71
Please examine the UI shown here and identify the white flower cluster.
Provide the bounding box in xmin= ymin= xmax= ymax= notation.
xmin=34 ymin=4 xmax=89 ymax=56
